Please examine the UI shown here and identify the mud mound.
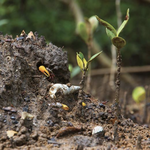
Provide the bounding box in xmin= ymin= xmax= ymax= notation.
xmin=0 ymin=32 xmax=70 ymax=107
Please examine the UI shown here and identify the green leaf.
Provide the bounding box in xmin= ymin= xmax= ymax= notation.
xmin=112 ymin=37 xmax=126 ymax=49
xmin=79 ymin=52 xmax=84 ymax=60
xmin=96 ymin=16 xmax=117 ymax=36
xmin=68 ymin=64 xmax=73 ymax=72
xmin=0 ymin=19 xmax=8 ymax=26
xmin=76 ymin=53 xmax=84 ymax=71
xmin=71 ymin=66 xmax=80 ymax=78
xmin=117 ymin=8 xmax=129 ymax=36
xmin=88 ymin=51 xmax=102 ymax=63
xmin=76 ymin=22 xmax=88 ymax=43
xmin=83 ymin=58 xmax=87 ymax=69
xmin=106 ymin=28 xmax=116 ymax=39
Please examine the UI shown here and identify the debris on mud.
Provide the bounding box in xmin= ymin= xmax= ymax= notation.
xmin=0 ymin=31 xmax=150 ymax=149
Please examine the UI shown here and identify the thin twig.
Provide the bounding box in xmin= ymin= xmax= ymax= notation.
xmin=114 ymin=120 xmax=119 ymax=143
xmin=78 ymin=71 xmax=86 ymax=100
xmin=136 ymin=136 xmax=142 ymax=149
xmin=142 ymin=86 xmax=149 ymax=124
xmin=86 ymin=31 xmax=93 ymax=93
xmin=91 ymin=65 xmax=150 ymax=75
xmin=122 ymin=91 xmax=127 ymax=118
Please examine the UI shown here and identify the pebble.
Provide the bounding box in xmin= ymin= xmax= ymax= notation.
xmin=24 ymin=96 xmax=30 ymax=102
xmin=10 ymin=115 xmax=16 ymax=120
xmin=12 ymin=120 xmax=18 ymax=124
xmin=92 ymin=126 xmax=103 ymax=135
xmin=16 ymin=37 xmax=24 ymax=41
xmin=2 ymin=107 xmax=17 ymax=113
xmin=23 ymin=106 xmax=29 ymax=112
xmin=47 ymin=120 xmax=54 ymax=126
xmin=99 ymin=103 xmax=105 ymax=109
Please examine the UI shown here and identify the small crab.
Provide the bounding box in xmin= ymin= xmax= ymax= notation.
xmin=39 ymin=65 xmax=55 ymax=81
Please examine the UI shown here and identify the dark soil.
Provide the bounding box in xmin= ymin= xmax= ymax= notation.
xmin=0 ymin=32 xmax=150 ymax=150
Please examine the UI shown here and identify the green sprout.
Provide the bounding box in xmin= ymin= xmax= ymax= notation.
xmin=76 ymin=16 xmax=99 ymax=92
xmin=77 ymin=51 xmax=102 ymax=72
xmin=96 ymin=8 xmax=129 ymax=49
xmin=96 ymin=8 xmax=130 ymax=119
xmin=76 ymin=51 xmax=102 ymax=99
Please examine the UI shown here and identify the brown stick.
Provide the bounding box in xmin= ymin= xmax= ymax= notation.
xmin=114 ymin=120 xmax=119 ymax=143
xmin=142 ymin=86 xmax=149 ymax=124
xmin=78 ymin=71 xmax=86 ymax=100
xmin=123 ymin=91 xmax=127 ymax=118
xmin=91 ymin=65 xmax=150 ymax=75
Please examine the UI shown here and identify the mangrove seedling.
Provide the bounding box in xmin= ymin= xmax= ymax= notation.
xmin=76 ymin=51 xmax=102 ymax=100
xmin=96 ymin=8 xmax=130 ymax=119
xmin=76 ymin=16 xmax=98 ymax=92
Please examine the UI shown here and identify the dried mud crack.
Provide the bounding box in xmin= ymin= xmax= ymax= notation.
xmin=0 ymin=32 xmax=150 ymax=150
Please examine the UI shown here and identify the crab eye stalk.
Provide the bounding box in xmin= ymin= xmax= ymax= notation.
xmin=39 ymin=65 xmax=50 ymax=77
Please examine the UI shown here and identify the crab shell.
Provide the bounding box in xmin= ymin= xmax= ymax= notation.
xmin=49 ymin=83 xmax=81 ymax=99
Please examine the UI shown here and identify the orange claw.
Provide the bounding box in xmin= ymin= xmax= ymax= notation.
xmin=39 ymin=65 xmax=50 ymax=77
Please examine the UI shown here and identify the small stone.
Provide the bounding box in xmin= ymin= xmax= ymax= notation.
xmin=92 ymin=126 xmax=105 ymax=137
xmin=12 ymin=120 xmax=18 ymax=124
xmin=24 ymin=96 xmax=30 ymax=102
xmin=10 ymin=108 xmax=17 ymax=113
xmin=23 ymin=106 xmax=29 ymax=112
xmin=67 ymin=122 xmax=73 ymax=127
xmin=47 ymin=120 xmax=54 ymax=126
xmin=2 ymin=106 xmax=12 ymax=111
xmin=99 ymin=103 xmax=105 ymax=109
xmin=10 ymin=115 xmax=16 ymax=120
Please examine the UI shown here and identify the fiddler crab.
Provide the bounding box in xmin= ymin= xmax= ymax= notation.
xmin=39 ymin=65 xmax=55 ymax=81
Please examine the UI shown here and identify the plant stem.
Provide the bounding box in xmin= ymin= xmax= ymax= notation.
xmin=109 ymin=45 xmax=116 ymax=90
xmin=114 ymin=120 xmax=119 ymax=142
xmin=142 ymin=86 xmax=149 ymax=124
xmin=78 ymin=70 xmax=86 ymax=99
xmin=123 ymin=91 xmax=127 ymax=118
xmin=115 ymin=48 xmax=122 ymax=119
xmin=86 ymin=33 xmax=92 ymax=93
xmin=80 ymin=71 xmax=86 ymax=91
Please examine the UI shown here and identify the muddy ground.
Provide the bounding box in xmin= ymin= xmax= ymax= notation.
xmin=0 ymin=32 xmax=150 ymax=150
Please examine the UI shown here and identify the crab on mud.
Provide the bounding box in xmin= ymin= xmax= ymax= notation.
xmin=39 ymin=65 xmax=55 ymax=81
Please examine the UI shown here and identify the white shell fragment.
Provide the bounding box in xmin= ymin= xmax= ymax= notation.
xmin=26 ymin=31 xmax=35 ymax=40
xmin=92 ymin=126 xmax=103 ymax=135
xmin=49 ymin=84 xmax=81 ymax=99
xmin=21 ymin=111 xmax=34 ymax=120
xmin=7 ymin=130 xmax=17 ymax=138
xmin=48 ymin=102 xmax=69 ymax=110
